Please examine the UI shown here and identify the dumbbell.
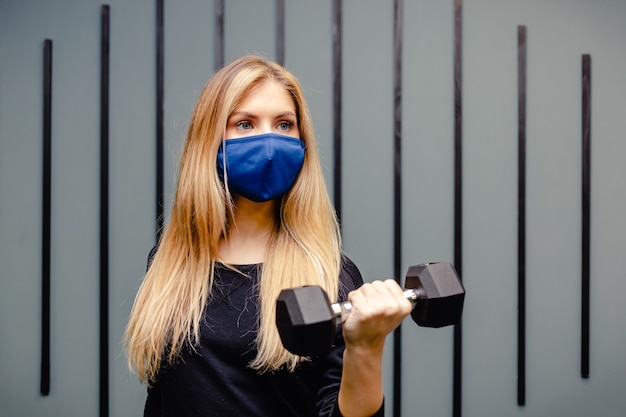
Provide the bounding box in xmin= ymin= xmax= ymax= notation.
xmin=275 ymin=262 xmax=465 ymax=356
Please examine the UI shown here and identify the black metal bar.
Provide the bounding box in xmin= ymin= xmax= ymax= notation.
xmin=99 ymin=5 xmax=110 ymax=417
xmin=392 ymin=2 xmax=403 ymax=416
xmin=276 ymin=0 xmax=285 ymax=65
xmin=156 ymin=0 xmax=164 ymax=241
xmin=581 ymin=53 xmax=591 ymax=379
xmin=40 ymin=38 xmax=53 ymax=397
xmin=517 ymin=24 xmax=527 ymax=406
xmin=332 ymin=0 xmax=342 ymax=224
xmin=453 ymin=1 xmax=463 ymax=416
xmin=215 ymin=0 xmax=224 ymax=69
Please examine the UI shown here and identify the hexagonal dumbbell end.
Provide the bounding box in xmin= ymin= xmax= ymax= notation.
xmin=405 ymin=262 xmax=465 ymax=328
xmin=276 ymin=286 xmax=336 ymax=356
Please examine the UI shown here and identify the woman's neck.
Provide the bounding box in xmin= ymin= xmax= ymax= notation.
xmin=218 ymin=196 xmax=277 ymax=265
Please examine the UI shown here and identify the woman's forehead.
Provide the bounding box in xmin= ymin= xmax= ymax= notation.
xmin=234 ymin=81 xmax=296 ymax=113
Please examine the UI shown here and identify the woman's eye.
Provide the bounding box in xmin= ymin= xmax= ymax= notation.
xmin=277 ymin=121 xmax=292 ymax=131
xmin=236 ymin=121 xmax=252 ymax=130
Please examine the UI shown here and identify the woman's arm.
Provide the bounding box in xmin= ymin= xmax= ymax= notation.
xmin=338 ymin=280 xmax=412 ymax=417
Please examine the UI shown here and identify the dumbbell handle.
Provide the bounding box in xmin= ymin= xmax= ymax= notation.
xmin=330 ymin=288 xmax=426 ymax=326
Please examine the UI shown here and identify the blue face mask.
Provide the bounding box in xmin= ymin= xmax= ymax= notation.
xmin=217 ymin=133 xmax=305 ymax=202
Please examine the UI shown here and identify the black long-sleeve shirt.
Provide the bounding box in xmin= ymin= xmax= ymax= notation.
xmin=143 ymin=255 xmax=384 ymax=417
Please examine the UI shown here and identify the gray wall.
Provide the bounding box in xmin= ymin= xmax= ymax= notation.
xmin=1 ymin=0 xmax=625 ymax=416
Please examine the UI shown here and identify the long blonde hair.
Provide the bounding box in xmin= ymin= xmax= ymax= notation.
xmin=123 ymin=55 xmax=342 ymax=384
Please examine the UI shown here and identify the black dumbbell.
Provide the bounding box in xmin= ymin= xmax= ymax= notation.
xmin=275 ymin=262 xmax=465 ymax=356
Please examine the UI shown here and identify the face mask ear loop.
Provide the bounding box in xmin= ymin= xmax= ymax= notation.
xmin=220 ymin=138 xmax=230 ymax=195
xmin=220 ymin=138 xmax=237 ymax=234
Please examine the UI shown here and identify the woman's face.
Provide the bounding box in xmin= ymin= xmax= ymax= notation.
xmin=225 ymin=80 xmax=300 ymax=140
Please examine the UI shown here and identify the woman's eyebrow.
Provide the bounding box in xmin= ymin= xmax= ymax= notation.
xmin=229 ymin=111 xmax=256 ymax=118
xmin=229 ymin=110 xmax=296 ymax=119
xmin=274 ymin=111 xmax=297 ymax=119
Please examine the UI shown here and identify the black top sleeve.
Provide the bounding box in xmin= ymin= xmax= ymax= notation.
xmin=314 ymin=254 xmax=385 ymax=417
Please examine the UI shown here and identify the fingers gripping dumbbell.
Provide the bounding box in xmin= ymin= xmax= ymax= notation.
xmin=275 ymin=262 xmax=465 ymax=356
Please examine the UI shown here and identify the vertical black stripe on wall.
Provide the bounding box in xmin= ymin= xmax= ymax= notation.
xmin=581 ymin=54 xmax=591 ymax=379
xmin=156 ymin=0 xmax=164 ymax=241
xmin=517 ymin=24 xmax=527 ymax=406
xmin=276 ymin=0 xmax=285 ymax=66
xmin=392 ymin=1 xmax=403 ymax=416
xmin=215 ymin=0 xmax=224 ymax=69
xmin=453 ymin=1 xmax=463 ymax=417
xmin=99 ymin=5 xmax=110 ymax=417
xmin=332 ymin=0 xmax=342 ymax=223
xmin=41 ymin=38 xmax=53 ymax=397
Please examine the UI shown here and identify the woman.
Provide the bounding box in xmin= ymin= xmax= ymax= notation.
xmin=124 ymin=55 xmax=411 ymax=417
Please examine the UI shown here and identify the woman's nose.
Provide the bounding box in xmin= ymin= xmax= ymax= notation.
xmin=258 ymin=122 xmax=273 ymax=134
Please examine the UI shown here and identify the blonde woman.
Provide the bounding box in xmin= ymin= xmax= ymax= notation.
xmin=124 ymin=55 xmax=411 ymax=417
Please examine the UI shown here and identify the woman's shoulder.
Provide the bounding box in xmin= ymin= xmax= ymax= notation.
xmin=146 ymin=245 xmax=159 ymax=270
xmin=338 ymin=254 xmax=363 ymax=298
